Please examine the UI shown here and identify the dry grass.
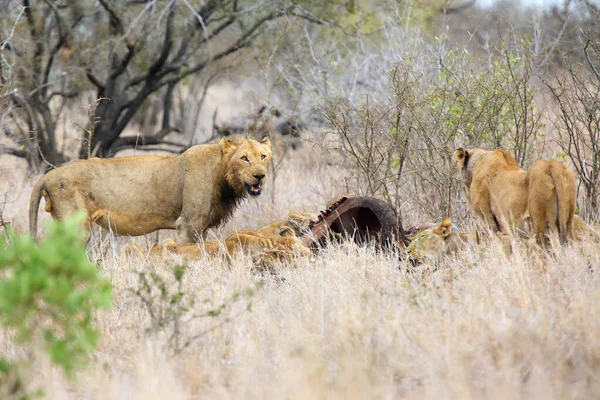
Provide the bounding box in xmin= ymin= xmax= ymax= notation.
xmin=1 ymin=142 xmax=600 ymax=399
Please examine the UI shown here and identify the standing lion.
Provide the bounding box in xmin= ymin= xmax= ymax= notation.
xmin=527 ymin=159 xmax=576 ymax=246
xmin=453 ymin=147 xmax=576 ymax=246
xmin=29 ymin=137 xmax=272 ymax=243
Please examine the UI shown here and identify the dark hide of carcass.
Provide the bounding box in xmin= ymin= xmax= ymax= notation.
xmin=301 ymin=196 xmax=411 ymax=251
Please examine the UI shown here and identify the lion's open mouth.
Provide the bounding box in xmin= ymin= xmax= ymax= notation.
xmin=245 ymin=182 xmax=263 ymax=196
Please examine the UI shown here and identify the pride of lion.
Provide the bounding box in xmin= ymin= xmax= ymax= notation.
xmin=453 ymin=147 xmax=577 ymax=246
xmin=28 ymin=136 xmax=598 ymax=265
xmin=404 ymin=147 xmax=592 ymax=264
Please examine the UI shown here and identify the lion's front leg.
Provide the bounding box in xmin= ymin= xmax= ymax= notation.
xmin=175 ymin=215 xmax=209 ymax=243
xmin=470 ymin=187 xmax=499 ymax=234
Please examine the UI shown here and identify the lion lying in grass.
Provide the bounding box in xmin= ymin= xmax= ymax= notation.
xmin=453 ymin=148 xmax=576 ymax=247
xmin=29 ymin=137 xmax=272 ymax=243
xmin=255 ymin=210 xmax=320 ymax=237
xmin=126 ymin=226 xmax=312 ymax=266
xmin=405 ymin=218 xmax=480 ymax=262
xmin=406 ymin=214 xmax=600 ymax=263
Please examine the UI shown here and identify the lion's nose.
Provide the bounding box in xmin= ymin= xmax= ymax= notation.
xmin=253 ymin=173 xmax=265 ymax=181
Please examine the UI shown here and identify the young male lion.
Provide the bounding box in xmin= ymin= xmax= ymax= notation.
xmin=30 ymin=137 xmax=272 ymax=243
xmin=453 ymin=148 xmax=576 ymax=246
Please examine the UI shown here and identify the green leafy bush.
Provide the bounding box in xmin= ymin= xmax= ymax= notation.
xmin=0 ymin=212 xmax=112 ymax=397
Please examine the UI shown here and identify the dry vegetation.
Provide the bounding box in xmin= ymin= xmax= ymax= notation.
xmin=2 ymin=140 xmax=600 ymax=398
xmin=2 ymin=0 xmax=600 ymax=398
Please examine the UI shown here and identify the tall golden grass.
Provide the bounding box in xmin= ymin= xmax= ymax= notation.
xmin=1 ymin=142 xmax=599 ymax=399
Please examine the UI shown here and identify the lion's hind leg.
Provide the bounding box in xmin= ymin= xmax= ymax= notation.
xmin=45 ymin=189 xmax=93 ymax=243
xmin=528 ymin=189 xmax=557 ymax=249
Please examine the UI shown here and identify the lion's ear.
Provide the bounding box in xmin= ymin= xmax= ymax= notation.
xmin=279 ymin=226 xmax=295 ymax=237
xmin=453 ymin=148 xmax=468 ymax=165
xmin=433 ymin=218 xmax=453 ymax=237
xmin=220 ymin=137 xmax=237 ymax=153
xmin=288 ymin=210 xmax=302 ymax=221
xmin=440 ymin=218 xmax=453 ymax=228
xmin=260 ymin=136 xmax=272 ymax=149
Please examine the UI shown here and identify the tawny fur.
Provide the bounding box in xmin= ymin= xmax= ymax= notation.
xmin=255 ymin=210 xmax=319 ymax=237
xmin=29 ymin=137 xmax=272 ymax=243
xmin=431 ymin=218 xmax=480 ymax=252
xmin=127 ymin=226 xmax=312 ymax=266
xmin=453 ymin=148 xmax=577 ymax=246
xmin=567 ymin=215 xmax=600 ymax=243
xmin=453 ymin=148 xmax=529 ymax=234
xmin=527 ymin=160 xmax=576 ymax=246
xmin=405 ymin=218 xmax=479 ymax=263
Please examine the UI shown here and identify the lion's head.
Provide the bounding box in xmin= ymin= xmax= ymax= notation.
xmin=453 ymin=147 xmax=519 ymax=192
xmin=221 ymin=136 xmax=272 ymax=197
xmin=405 ymin=218 xmax=479 ymax=263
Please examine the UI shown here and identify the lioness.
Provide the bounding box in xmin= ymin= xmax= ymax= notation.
xmin=527 ymin=159 xmax=576 ymax=246
xmin=30 ymin=137 xmax=272 ymax=242
xmin=563 ymin=215 xmax=600 ymax=243
xmin=406 ymin=218 xmax=478 ymax=262
xmin=137 ymin=226 xmax=312 ymax=265
xmin=453 ymin=148 xmax=576 ymax=246
xmin=256 ymin=210 xmax=319 ymax=237
xmin=453 ymin=148 xmax=529 ymax=234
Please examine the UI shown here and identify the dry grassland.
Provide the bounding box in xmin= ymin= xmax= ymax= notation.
xmin=1 ymin=141 xmax=599 ymax=399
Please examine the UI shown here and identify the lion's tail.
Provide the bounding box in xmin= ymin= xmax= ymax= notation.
xmin=549 ymin=163 xmax=576 ymax=244
xmin=29 ymin=176 xmax=46 ymax=241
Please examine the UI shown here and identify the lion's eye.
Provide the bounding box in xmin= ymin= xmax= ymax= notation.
xmin=241 ymin=156 xmax=249 ymax=162
xmin=261 ymin=154 xmax=266 ymax=160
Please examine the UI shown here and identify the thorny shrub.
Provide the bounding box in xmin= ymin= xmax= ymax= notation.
xmin=130 ymin=264 xmax=263 ymax=356
xmin=322 ymin=39 xmax=540 ymax=222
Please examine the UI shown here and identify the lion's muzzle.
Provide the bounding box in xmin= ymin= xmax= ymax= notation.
xmin=245 ymin=181 xmax=264 ymax=196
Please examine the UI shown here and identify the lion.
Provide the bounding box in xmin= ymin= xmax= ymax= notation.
xmin=566 ymin=215 xmax=600 ymax=243
xmin=130 ymin=226 xmax=312 ymax=266
xmin=527 ymin=159 xmax=576 ymax=246
xmin=256 ymin=210 xmax=320 ymax=237
xmin=453 ymin=148 xmax=576 ymax=246
xmin=453 ymin=148 xmax=529 ymax=235
xmin=29 ymin=137 xmax=272 ymax=243
xmin=406 ymin=218 xmax=479 ymax=262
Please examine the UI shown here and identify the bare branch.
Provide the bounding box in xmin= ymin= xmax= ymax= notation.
xmin=1 ymin=146 xmax=28 ymax=158
xmin=109 ymin=39 xmax=137 ymax=80
xmin=159 ymin=8 xmax=288 ymax=88
xmin=109 ymin=126 xmax=183 ymax=154
xmin=441 ymin=0 xmax=476 ymax=15
xmin=86 ymin=69 xmax=105 ymax=91
xmin=147 ymin=1 xmax=176 ymax=77
xmin=23 ymin=0 xmax=45 ymax=86
xmin=48 ymin=91 xmax=78 ymax=101
xmin=98 ymin=0 xmax=125 ymax=35
xmin=583 ymin=37 xmax=600 ymax=82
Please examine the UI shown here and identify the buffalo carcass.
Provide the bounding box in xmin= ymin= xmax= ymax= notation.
xmin=300 ymin=196 xmax=411 ymax=252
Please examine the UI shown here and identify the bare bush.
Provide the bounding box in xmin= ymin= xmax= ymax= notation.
xmin=544 ymin=35 xmax=600 ymax=221
xmin=316 ymin=17 xmax=542 ymax=222
xmin=322 ymin=64 xmax=413 ymax=212
xmin=130 ymin=263 xmax=260 ymax=356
